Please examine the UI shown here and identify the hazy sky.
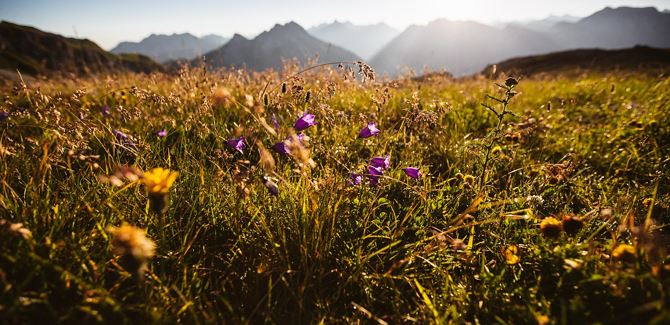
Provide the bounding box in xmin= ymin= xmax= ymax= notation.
xmin=1 ymin=0 xmax=669 ymax=49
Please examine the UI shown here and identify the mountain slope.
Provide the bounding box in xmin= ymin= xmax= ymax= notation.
xmin=370 ymin=20 xmax=555 ymax=76
xmin=548 ymin=7 xmax=670 ymax=49
xmin=484 ymin=46 xmax=670 ymax=76
xmin=0 ymin=21 xmax=162 ymax=76
xmin=370 ymin=6 xmax=670 ymax=76
xmin=308 ymin=21 xmax=399 ymax=59
xmin=201 ymin=22 xmax=360 ymax=71
xmin=111 ymin=33 xmax=228 ymax=63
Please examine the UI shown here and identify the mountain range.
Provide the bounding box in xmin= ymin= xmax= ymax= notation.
xmin=111 ymin=33 xmax=228 ymax=63
xmin=200 ymin=22 xmax=360 ymax=71
xmin=370 ymin=20 xmax=555 ymax=76
xmin=371 ymin=6 xmax=670 ymax=75
xmin=307 ymin=21 xmax=399 ymax=59
xmin=0 ymin=21 xmax=162 ymax=77
xmin=548 ymin=7 xmax=670 ymax=50
xmin=2 ymin=6 xmax=670 ymax=78
xmin=513 ymin=15 xmax=581 ymax=32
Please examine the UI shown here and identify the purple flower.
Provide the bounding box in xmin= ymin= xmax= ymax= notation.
xmin=113 ymin=129 xmax=128 ymax=140
xmin=403 ymin=167 xmax=421 ymax=179
xmin=157 ymin=129 xmax=167 ymax=137
xmin=101 ymin=105 xmax=111 ymax=117
xmin=358 ymin=122 xmax=380 ymax=138
xmin=273 ymin=141 xmax=290 ymax=155
xmin=271 ymin=113 xmax=280 ymax=130
xmin=0 ymin=111 xmax=9 ymax=121
xmin=113 ymin=129 xmax=136 ymax=147
xmin=367 ymin=165 xmax=384 ymax=186
xmin=370 ymin=156 xmax=391 ymax=170
xmin=263 ymin=177 xmax=279 ymax=196
xmin=294 ymin=113 xmax=316 ymax=131
xmin=348 ymin=173 xmax=363 ymax=187
xmin=227 ymin=136 xmax=245 ymax=153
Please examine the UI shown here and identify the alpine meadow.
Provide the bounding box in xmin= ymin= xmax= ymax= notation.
xmin=1 ymin=1 xmax=670 ymax=324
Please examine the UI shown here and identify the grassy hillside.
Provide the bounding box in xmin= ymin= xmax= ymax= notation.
xmin=485 ymin=46 xmax=670 ymax=77
xmin=0 ymin=21 xmax=163 ymax=76
xmin=0 ymin=65 xmax=668 ymax=324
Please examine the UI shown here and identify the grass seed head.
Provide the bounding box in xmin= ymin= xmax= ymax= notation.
xmin=107 ymin=224 xmax=155 ymax=275
xmin=0 ymin=219 xmax=32 ymax=240
xmin=258 ymin=143 xmax=276 ymax=173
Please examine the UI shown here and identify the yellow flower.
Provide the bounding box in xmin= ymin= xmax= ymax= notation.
xmin=612 ymin=244 xmax=636 ymax=262
xmin=142 ymin=167 xmax=178 ymax=195
xmin=540 ymin=217 xmax=562 ymax=238
xmin=536 ymin=314 xmax=550 ymax=325
xmin=491 ymin=145 xmax=503 ymax=155
xmin=503 ymin=245 xmax=520 ymax=265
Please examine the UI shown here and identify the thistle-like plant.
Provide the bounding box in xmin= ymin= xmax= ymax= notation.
xmin=478 ymin=77 xmax=519 ymax=192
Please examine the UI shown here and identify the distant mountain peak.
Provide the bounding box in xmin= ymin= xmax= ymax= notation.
xmin=230 ymin=33 xmax=247 ymax=39
xmin=111 ymin=32 xmax=229 ymax=62
xmin=332 ymin=20 xmax=354 ymax=27
xmin=228 ymin=33 xmax=248 ymax=44
xmin=272 ymin=21 xmax=305 ymax=33
xmin=590 ymin=6 xmax=661 ymax=18
xmin=372 ymin=6 xmax=670 ymax=76
xmin=307 ymin=21 xmax=400 ymax=59
xmin=201 ymin=22 xmax=360 ymax=71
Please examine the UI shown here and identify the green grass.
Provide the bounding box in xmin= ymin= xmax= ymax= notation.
xmin=0 ymin=66 xmax=669 ymax=324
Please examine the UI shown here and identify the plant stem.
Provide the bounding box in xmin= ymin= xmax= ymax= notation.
xmin=478 ymin=82 xmax=517 ymax=192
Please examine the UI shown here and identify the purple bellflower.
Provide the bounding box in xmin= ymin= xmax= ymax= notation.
xmin=403 ymin=167 xmax=421 ymax=179
xmin=227 ymin=136 xmax=246 ymax=154
xmin=348 ymin=173 xmax=363 ymax=187
xmin=358 ymin=122 xmax=380 ymax=138
xmin=370 ymin=156 xmax=391 ymax=170
xmin=294 ymin=112 xmax=316 ymax=131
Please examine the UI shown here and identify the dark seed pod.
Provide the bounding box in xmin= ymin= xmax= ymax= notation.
xmin=561 ymin=214 xmax=583 ymax=236
xmin=263 ymin=93 xmax=269 ymax=106
xmin=505 ymin=77 xmax=518 ymax=88
xmin=281 ymin=83 xmax=287 ymax=94
xmin=305 ymin=90 xmax=311 ymax=103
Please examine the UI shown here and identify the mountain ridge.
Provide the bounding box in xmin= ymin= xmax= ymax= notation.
xmin=483 ymin=46 xmax=670 ymax=77
xmin=0 ymin=21 xmax=162 ymax=77
xmin=200 ymin=21 xmax=360 ymax=71
xmin=308 ymin=21 xmax=399 ymax=59
xmin=370 ymin=6 xmax=670 ymax=76
xmin=111 ymin=33 xmax=228 ymax=63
